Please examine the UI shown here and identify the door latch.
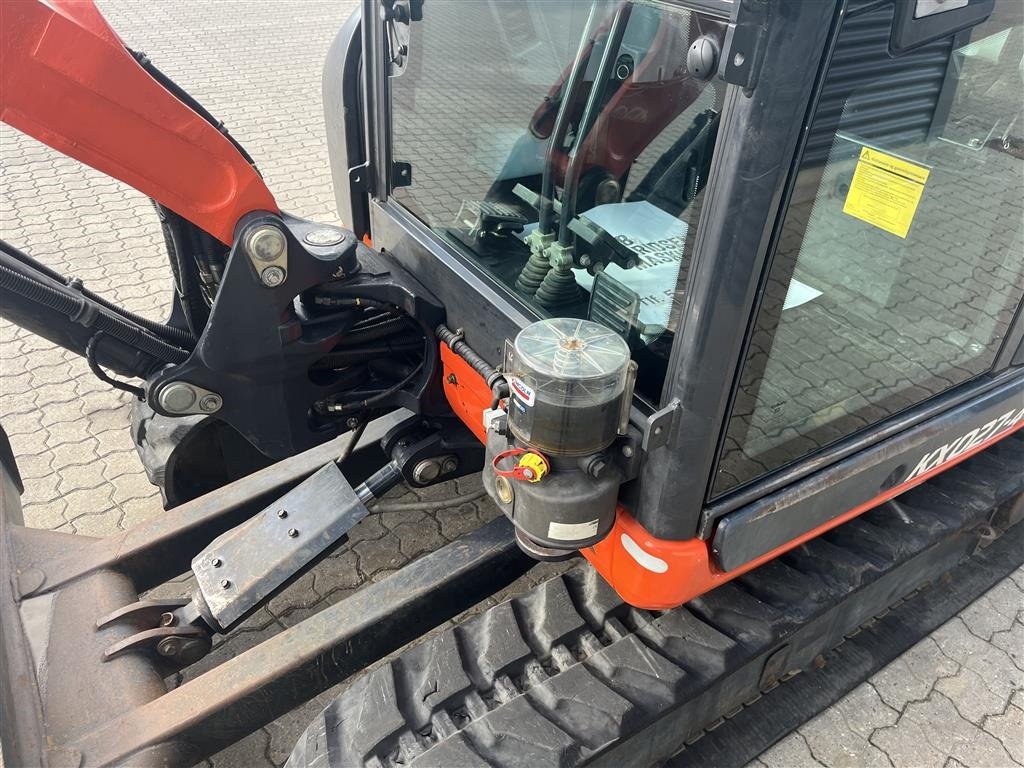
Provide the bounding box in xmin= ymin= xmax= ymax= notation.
xmin=382 ymin=0 xmax=422 ymax=75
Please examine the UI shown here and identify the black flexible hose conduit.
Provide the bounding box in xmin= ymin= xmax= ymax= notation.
xmin=312 ymin=340 xmax=423 ymax=369
xmin=128 ymin=48 xmax=259 ymax=171
xmin=0 ymin=261 xmax=189 ymax=364
xmin=435 ymin=324 xmax=509 ymax=407
xmin=320 ymin=361 xmax=425 ymax=415
xmin=159 ymin=206 xmax=212 ymax=335
xmin=85 ymin=332 xmax=146 ymax=400
xmin=373 ymin=487 xmax=488 ymax=513
xmin=0 ymin=238 xmax=195 ymax=349
xmin=335 ymin=315 xmax=409 ymax=346
xmin=310 ymin=298 xmax=434 ymax=417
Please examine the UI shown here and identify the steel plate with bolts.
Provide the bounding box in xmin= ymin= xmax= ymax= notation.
xmin=192 ymin=462 xmax=367 ymax=629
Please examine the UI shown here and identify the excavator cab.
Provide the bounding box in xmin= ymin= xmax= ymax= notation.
xmin=0 ymin=1 xmax=1022 ymax=765
xmin=329 ymin=0 xmax=1024 ymax=606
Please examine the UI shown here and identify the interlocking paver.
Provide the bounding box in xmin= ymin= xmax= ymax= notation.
xmin=311 ymin=548 xmax=363 ymax=596
xmin=70 ymin=508 xmax=124 ymax=537
xmin=800 ymin=684 xmax=898 ymax=768
xmin=933 ymin=618 xmax=1024 ymax=704
xmin=762 ymin=586 xmax=1024 ymax=768
xmin=936 ymin=666 xmax=1015 ymax=726
xmin=267 ymin=572 xmax=320 ymax=616
xmin=866 ymin=637 xmax=961 ymax=711
xmin=1 ymin=2 xmax=1020 ymax=767
xmin=990 ymin=620 xmax=1024 ymax=671
xmin=984 ymin=701 xmax=1024 ymax=764
xmin=203 ymin=727 xmax=273 ymax=768
xmin=760 ymin=730 xmax=826 ymax=768
xmin=978 ymin=579 xmax=1024 ymax=626
xmin=435 ymin=502 xmax=485 ymax=540
xmin=874 ymin=692 xmax=1016 ymax=768
xmin=62 ymin=486 xmax=115 ymax=520
xmin=21 ymin=497 xmax=68 ymax=530
xmin=56 ymin=461 xmax=109 ymax=496
xmin=352 ymin=531 xmax=406 ymax=575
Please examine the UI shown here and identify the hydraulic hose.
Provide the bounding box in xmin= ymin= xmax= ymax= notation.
xmin=129 ymin=49 xmax=259 ymax=170
xmin=0 ymin=238 xmax=194 ymax=349
xmin=312 ymin=340 xmax=423 ymax=369
xmin=157 ymin=204 xmax=212 ymax=335
xmin=0 ymin=261 xmax=189 ymax=364
xmin=321 ymin=361 xmax=425 ymax=414
xmin=436 ymin=324 xmax=509 ymax=407
xmin=372 ymin=487 xmax=488 ymax=513
xmin=335 ymin=315 xmax=409 ymax=346
xmin=309 ymin=298 xmax=434 ymax=419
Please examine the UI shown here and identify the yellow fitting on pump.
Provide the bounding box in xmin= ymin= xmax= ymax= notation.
xmin=517 ymin=452 xmax=549 ymax=483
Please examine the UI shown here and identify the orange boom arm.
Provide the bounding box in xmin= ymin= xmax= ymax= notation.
xmin=0 ymin=0 xmax=277 ymax=244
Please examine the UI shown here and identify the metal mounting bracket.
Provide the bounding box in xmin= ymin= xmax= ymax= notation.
xmin=349 ymin=162 xmax=370 ymax=195
xmin=391 ymin=161 xmax=413 ymax=188
xmin=642 ymin=398 xmax=680 ymax=453
xmin=718 ymin=0 xmax=770 ymax=91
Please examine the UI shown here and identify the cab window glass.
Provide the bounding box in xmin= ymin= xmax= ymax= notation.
xmin=390 ymin=0 xmax=725 ymax=403
xmin=715 ymin=1 xmax=1024 ymax=494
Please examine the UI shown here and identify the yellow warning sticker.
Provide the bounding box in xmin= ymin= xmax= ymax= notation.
xmin=842 ymin=147 xmax=930 ymax=238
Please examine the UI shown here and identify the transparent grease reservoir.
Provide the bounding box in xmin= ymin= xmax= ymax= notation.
xmin=507 ymin=318 xmax=632 ymax=456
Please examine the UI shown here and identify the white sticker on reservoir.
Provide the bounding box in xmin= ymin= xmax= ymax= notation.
xmin=509 ymin=376 xmax=536 ymax=406
xmin=620 ymin=533 xmax=669 ymax=573
xmin=548 ymin=519 xmax=600 ymax=541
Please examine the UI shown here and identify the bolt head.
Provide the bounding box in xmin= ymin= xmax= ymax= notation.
xmin=441 ymin=458 xmax=458 ymax=474
xmin=621 ymin=444 xmax=634 ymax=458
xmin=261 ymin=265 xmax=286 ymax=287
xmin=210 ymin=556 xmax=222 ymax=567
xmin=198 ymin=394 xmax=222 ymax=413
xmin=220 ymin=579 xmax=231 ymax=589
xmin=288 ymin=528 xmax=299 ymax=538
xmin=277 ymin=509 xmax=288 ymax=519
xmin=247 ymin=225 xmax=287 ymax=262
xmin=157 ymin=637 xmax=181 ymax=657
xmin=160 ymin=612 xmax=175 ymax=627
xmin=158 ymin=382 xmax=197 ymax=414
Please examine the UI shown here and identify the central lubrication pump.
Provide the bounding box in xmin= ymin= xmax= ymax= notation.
xmin=483 ymin=318 xmax=636 ymax=559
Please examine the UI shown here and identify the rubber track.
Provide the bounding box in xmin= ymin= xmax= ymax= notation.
xmin=287 ymin=434 xmax=1023 ymax=768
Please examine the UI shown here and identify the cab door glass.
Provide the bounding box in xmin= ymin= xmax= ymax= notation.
xmin=715 ymin=1 xmax=1024 ymax=495
xmin=388 ymin=1 xmax=726 ymax=403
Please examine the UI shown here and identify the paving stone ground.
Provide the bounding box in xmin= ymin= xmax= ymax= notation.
xmin=0 ymin=2 xmax=1020 ymax=766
